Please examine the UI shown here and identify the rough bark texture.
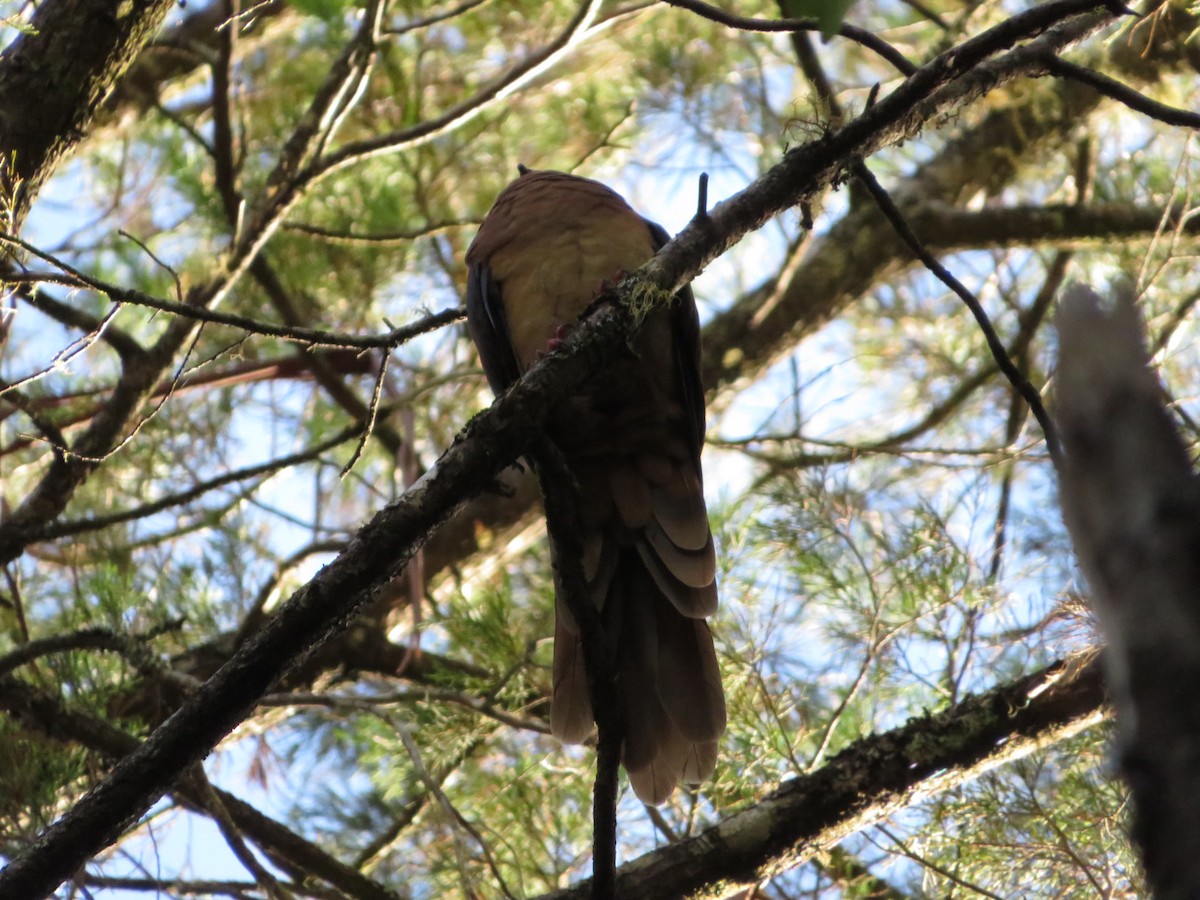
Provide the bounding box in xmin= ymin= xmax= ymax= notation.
xmin=0 ymin=0 xmax=176 ymax=230
xmin=1057 ymin=283 xmax=1200 ymax=900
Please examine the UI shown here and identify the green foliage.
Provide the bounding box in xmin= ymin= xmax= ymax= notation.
xmin=0 ymin=718 xmax=88 ymax=838
xmin=2 ymin=0 xmax=1198 ymax=895
xmin=894 ymin=729 xmax=1142 ymax=895
xmin=783 ymin=0 xmax=861 ymax=38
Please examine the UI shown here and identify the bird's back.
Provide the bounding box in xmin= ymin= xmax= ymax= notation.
xmin=466 ymin=168 xmax=725 ymax=803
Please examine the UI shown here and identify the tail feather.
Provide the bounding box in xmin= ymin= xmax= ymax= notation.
xmin=636 ymin=540 xmax=718 ymax=618
xmin=626 ymin=730 xmax=693 ymax=805
xmin=644 ymin=520 xmax=716 ymax=588
xmin=657 ymin=614 xmax=726 ymax=742
xmin=647 ymin=466 xmax=711 ymax=551
xmin=549 ymin=442 xmax=722 ymax=804
xmin=609 ymin=463 xmax=653 ymax=529
xmin=618 ymin=550 xmax=725 ymax=804
xmin=680 ymin=739 xmax=719 ymax=785
xmin=550 ymin=608 xmax=592 ymax=744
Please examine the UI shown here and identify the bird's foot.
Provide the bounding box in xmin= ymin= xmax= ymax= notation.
xmin=544 ymin=322 xmax=575 ymax=354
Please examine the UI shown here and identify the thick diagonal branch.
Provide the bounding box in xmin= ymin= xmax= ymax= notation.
xmin=534 ymin=652 xmax=1106 ymax=900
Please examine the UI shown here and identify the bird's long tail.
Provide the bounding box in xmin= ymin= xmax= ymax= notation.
xmin=552 ymin=542 xmax=725 ymax=804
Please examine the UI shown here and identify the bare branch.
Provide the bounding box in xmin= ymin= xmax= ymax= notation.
xmin=851 ymin=159 xmax=1064 ymax=469
xmin=0 ymin=246 xmax=464 ymax=350
xmin=1045 ymin=56 xmax=1200 ymax=128
xmin=664 ymin=0 xmax=917 ymax=75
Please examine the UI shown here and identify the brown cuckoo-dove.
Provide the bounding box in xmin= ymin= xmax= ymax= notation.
xmin=465 ymin=167 xmax=725 ymax=804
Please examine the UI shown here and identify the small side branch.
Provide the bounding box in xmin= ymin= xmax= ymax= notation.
xmin=1045 ymin=56 xmax=1200 ymax=130
xmin=0 ymin=237 xmax=464 ymax=349
xmin=664 ymin=0 xmax=917 ymax=75
xmin=853 ymin=160 xmax=1063 ymax=469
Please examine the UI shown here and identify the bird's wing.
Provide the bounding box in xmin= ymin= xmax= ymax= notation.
xmin=466 ymin=257 xmax=522 ymax=396
xmin=646 ymin=219 xmax=707 ymax=461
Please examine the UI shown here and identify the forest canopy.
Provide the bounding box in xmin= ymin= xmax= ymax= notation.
xmin=1 ymin=0 xmax=1198 ymax=897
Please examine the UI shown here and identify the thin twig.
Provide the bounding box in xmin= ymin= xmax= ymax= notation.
xmin=0 ymin=241 xmax=463 ymax=349
xmin=1045 ymin=56 xmax=1200 ymax=129
xmin=0 ymin=350 xmax=371 ymax=460
xmin=384 ymin=0 xmax=485 ymax=35
xmin=118 ymin=230 xmax=185 ymax=304
xmin=81 ymin=875 xmax=258 ymax=898
xmin=262 ymin=687 xmax=549 ymax=733
xmin=311 ymin=0 xmax=384 ymax=162
xmin=874 ymin=825 xmax=1005 ymax=899
xmin=13 ymin=281 xmax=143 ymax=359
xmin=25 ymin=425 xmax=361 ymax=543
xmin=340 ymin=351 xmax=390 ymax=476
xmin=351 ymin=737 xmax=488 ymax=870
xmin=188 ymin=767 xmax=290 ymax=900
xmin=391 ymin=714 xmax=518 ymax=900
xmin=0 ymin=300 xmax=126 ymax=399
xmin=283 ymin=218 xmax=473 ymax=244
xmin=664 ymin=0 xmax=918 ymax=75
xmin=56 ymin=318 xmax=208 ymax=465
xmin=989 ymin=252 xmax=1070 ymax=582
xmin=852 ymin=160 xmax=1064 ymax=470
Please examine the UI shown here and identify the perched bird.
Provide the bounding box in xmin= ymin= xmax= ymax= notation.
xmin=465 ymin=167 xmax=725 ymax=803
